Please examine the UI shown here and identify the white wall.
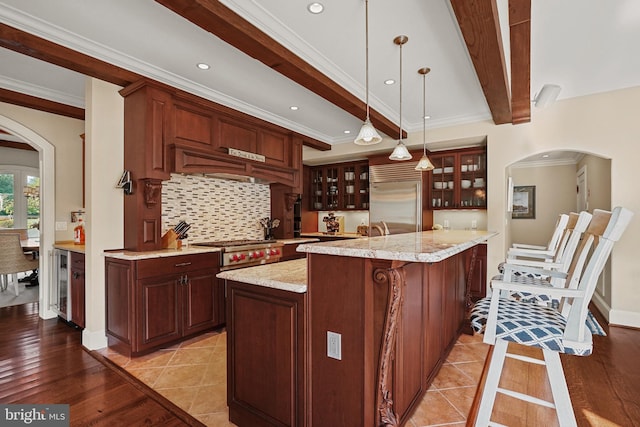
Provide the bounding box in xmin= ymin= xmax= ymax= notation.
xmin=509 ymin=164 xmax=577 ymax=247
xmin=83 ymin=78 xmax=124 ymax=349
xmin=0 ymin=103 xmax=84 ymax=242
xmin=305 ymin=86 xmax=640 ymax=327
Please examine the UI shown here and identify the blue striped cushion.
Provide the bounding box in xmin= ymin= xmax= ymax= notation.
xmin=470 ymin=297 xmax=592 ymax=356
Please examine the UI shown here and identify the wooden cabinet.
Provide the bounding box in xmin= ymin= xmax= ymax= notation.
xmin=429 ymin=147 xmax=486 ymax=209
xmin=105 ymin=252 xmax=223 ymax=356
xmin=281 ymin=243 xmax=306 ymax=262
xmin=467 ymin=243 xmax=487 ymax=301
xmin=70 ymin=252 xmax=85 ymax=329
xmin=226 ymin=280 xmax=306 ymax=427
xmin=120 ymin=79 xmax=308 ymax=250
xmin=307 ymin=248 xmax=472 ymax=426
xmin=309 ymin=161 xmax=369 ymax=211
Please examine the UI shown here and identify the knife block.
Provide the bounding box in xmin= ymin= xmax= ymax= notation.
xmin=161 ymin=229 xmax=182 ymax=249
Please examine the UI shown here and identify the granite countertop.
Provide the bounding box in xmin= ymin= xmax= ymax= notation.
xmin=104 ymin=245 xmax=221 ymax=260
xmin=278 ymin=237 xmax=320 ymax=244
xmin=217 ymin=258 xmax=307 ymax=293
xmin=54 ymin=241 xmax=86 ymax=254
xmin=103 ymin=238 xmax=320 ymax=260
xmin=300 ymin=232 xmax=364 ymax=239
xmin=297 ymin=230 xmax=497 ymax=263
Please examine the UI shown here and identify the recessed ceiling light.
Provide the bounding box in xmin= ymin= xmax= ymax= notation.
xmin=384 ymin=79 xmax=395 ymax=85
xmin=290 ymin=106 xmax=299 ymax=111
xmin=424 ymin=115 xmax=431 ymax=120
xmin=343 ymin=130 xmax=351 ymax=134
xmin=307 ymin=2 xmax=324 ymax=14
xmin=542 ymin=154 xmax=550 ymax=158
xmin=196 ymin=63 xmax=210 ymax=70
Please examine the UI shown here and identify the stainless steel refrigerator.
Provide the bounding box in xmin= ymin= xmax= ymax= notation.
xmin=369 ymin=163 xmax=422 ymax=235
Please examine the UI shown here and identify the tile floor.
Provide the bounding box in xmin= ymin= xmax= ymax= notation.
xmin=100 ymin=330 xmax=489 ymax=427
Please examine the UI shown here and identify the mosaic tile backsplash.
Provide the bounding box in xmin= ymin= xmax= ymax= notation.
xmin=162 ymin=174 xmax=271 ymax=242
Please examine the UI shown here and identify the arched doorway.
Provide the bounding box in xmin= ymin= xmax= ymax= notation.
xmin=506 ymin=149 xmax=612 ymax=309
xmin=0 ymin=115 xmax=57 ymax=319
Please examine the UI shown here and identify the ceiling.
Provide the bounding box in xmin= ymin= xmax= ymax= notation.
xmin=0 ymin=0 xmax=639 ymax=152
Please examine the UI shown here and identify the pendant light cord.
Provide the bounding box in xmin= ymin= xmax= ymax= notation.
xmin=365 ymin=0 xmax=370 ymax=120
xmin=399 ymin=39 xmax=403 ymax=143
xmin=422 ymin=71 xmax=426 ymax=156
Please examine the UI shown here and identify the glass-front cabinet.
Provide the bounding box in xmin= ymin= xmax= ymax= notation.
xmin=429 ymin=148 xmax=486 ymax=210
xmin=309 ymin=161 xmax=369 ymax=211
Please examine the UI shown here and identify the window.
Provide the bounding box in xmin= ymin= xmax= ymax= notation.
xmin=0 ymin=167 xmax=39 ymax=234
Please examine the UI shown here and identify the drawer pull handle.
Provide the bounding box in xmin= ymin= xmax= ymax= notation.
xmin=175 ymin=262 xmax=192 ymax=267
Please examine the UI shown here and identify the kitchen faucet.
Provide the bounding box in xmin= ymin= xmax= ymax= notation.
xmin=370 ymin=222 xmax=390 ymax=237
xmin=370 ymin=224 xmax=384 ymax=236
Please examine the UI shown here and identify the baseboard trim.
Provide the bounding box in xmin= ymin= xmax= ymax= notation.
xmin=82 ymin=328 xmax=108 ymax=350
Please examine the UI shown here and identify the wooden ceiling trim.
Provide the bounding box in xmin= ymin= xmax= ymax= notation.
xmin=155 ymin=0 xmax=404 ymax=140
xmin=0 ymin=87 xmax=84 ymax=120
xmin=0 ymin=141 xmax=37 ymax=151
xmin=509 ymin=0 xmax=531 ymax=124
xmin=0 ymin=22 xmax=333 ymax=150
xmin=450 ymin=0 xmax=512 ymax=125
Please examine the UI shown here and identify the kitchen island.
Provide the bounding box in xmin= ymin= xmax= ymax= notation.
xmin=218 ymin=230 xmax=496 ymax=427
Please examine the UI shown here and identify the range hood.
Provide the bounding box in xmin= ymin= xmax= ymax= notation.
xmin=171 ymin=144 xmax=298 ymax=188
xmin=202 ymin=172 xmax=269 ymax=184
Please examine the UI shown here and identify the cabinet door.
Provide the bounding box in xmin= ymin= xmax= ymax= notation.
xmin=70 ymin=252 xmax=85 ymax=328
xmin=341 ymin=164 xmax=357 ymax=209
xmin=430 ymin=154 xmax=455 ymax=209
xmin=468 ymin=244 xmax=487 ymax=300
xmin=325 ymin=166 xmax=339 ymax=210
xmin=393 ymin=262 xmax=425 ymax=421
xmin=183 ymin=269 xmax=218 ymax=335
xmin=459 ymin=151 xmax=486 ymax=208
xmin=310 ymin=168 xmax=324 ymax=210
xmin=137 ymin=275 xmax=181 ymax=352
xmin=357 ymin=163 xmax=370 ymax=210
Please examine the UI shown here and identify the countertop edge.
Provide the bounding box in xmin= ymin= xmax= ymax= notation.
xmin=216 ymin=259 xmax=307 ymax=293
xmin=102 ymin=238 xmax=319 ymax=260
xmin=297 ymin=230 xmax=497 ymax=262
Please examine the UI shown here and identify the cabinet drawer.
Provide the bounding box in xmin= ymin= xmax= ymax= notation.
xmin=71 ymin=252 xmax=85 ymax=271
xmin=136 ymin=252 xmax=219 ymax=279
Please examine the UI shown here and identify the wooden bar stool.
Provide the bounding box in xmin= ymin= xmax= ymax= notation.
xmin=470 ymin=207 xmax=633 ymax=426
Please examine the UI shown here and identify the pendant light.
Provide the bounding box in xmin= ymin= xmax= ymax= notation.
xmin=415 ymin=67 xmax=435 ymax=171
xmin=389 ymin=35 xmax=412 ymax=161
xmin=354 ymin=0 xmax=382 ymax=145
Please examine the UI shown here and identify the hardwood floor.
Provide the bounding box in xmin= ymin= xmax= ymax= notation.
xmin=467 ymin=307 xmax=640 ymax=426
xmin=0 ymin=302 xmax=203 ymax=426
xmin=1 ymin=302 xmax=638 ymax=426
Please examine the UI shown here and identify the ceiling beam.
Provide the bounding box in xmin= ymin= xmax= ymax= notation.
xmin=450 ymin=0 xmax=512 ymax=124
xmin=0 ymin=87 xmax=84 ymax=120
xmin=509 ymin=0 xmax=531 ymax=124
xmin=0 ymin=22 xmax=331 ymax=150
xmin=155 ymin=0 xmax=404 ymax=140
xmin=0 ymin=140 xmax=38 ymax=151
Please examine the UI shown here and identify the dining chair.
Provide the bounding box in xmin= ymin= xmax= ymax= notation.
xmin=498 ymin=211 xmax=592 ymax=307
xmin=0 ymin=233 xmax=39 ymax=296
xmin=470 ymin=206 xmax=633 ymax=427
xmin=506 ymin=213 xmax=570 ymax=262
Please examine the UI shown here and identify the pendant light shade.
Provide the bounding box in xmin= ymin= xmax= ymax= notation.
xmin=354 ymin=0 xmax=382 ymax=145
xmin=389 ymin=35 xmax=411 ymax=161
xmin=415 ymin=67 xmax=435 ymax=171
xmin=354 ymin=118 xmax=382 ymax=145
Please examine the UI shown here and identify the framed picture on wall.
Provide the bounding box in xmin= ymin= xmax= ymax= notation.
xmin=512 ymin=185 xmax=535 ymax=219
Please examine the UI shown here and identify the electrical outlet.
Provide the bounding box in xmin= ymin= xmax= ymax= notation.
xmin=55 ymin=221 xmax=67 ymax=231
xmin=327 ymin=331 xmax=342 ymax=360
xmin=471 ymin=220 xmax=477 ymax=230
